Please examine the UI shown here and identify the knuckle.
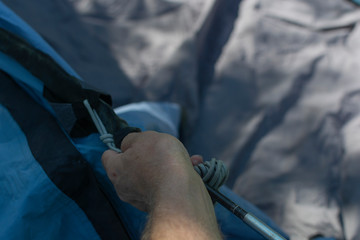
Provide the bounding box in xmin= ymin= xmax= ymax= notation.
xmin=101 ymin=150 xmax=112 ymax=164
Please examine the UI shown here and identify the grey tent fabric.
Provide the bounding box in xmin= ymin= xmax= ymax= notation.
xmin=4 ymin=0 xmax=360 ymax=239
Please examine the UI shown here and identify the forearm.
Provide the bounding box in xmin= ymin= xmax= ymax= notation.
xmin=141 ymin=168 xmax=222 ymax=240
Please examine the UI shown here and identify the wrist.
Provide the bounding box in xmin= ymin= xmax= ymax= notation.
xmin=144 ymin=168 xmax=222 ymax=240
xmin=149 ymin=164 xmax=197 ymax=207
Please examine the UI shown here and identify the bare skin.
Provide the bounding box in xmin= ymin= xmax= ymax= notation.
xmin=102 ymin=131 xmax=222 ymax=240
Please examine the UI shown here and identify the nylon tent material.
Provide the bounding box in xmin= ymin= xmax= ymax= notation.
xmin=0 ymin=2 xmax=288 ymax=239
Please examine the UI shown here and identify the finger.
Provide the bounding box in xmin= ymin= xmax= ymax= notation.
xmin=190 ymin=154 xmax=204 ymax=166
xmin=102 ymin=150 xmax=122 ymax=179
xmin=120 ymin=132 xmax=141 ymax=151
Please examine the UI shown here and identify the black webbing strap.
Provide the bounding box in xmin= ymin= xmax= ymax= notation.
xmin=0 ymin=27 xmax=94 ymax=103
xmin=0 ymin=71 xmax=131 ymax=240
xmin=0 ymin=27 xmax=140 ymax=143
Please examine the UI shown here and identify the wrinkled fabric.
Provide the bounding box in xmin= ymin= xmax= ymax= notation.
xmin=0 ymin=2 xmax=287 ymax=239
xmin=0 ymin=105 xmax=101 ymax=240
xmin=114 ymin=102 xmax=182 ymax=137
xmin=4 ymin=0 xmax=360 ymax=239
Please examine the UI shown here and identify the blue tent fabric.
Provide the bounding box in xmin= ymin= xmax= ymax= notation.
xmin=0 ymin=1 xmax=289 ymax=240
xmin=114 ymin=102 xmax=182 ymax=137
xmin=0 ymin=106 xmax=101 ymax=240
xmin=0 ymin=71 xmax=131 ymax=239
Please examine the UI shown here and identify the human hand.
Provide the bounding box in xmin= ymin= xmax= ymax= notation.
xmin=102 ymin=131 xmax=203 ymax=212
xmin=101 ymin=131 xmax=222 ymax=239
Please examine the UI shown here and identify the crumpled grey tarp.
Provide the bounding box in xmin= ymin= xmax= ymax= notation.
xmin=4 ymin=0 xmax=360 ymax=239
